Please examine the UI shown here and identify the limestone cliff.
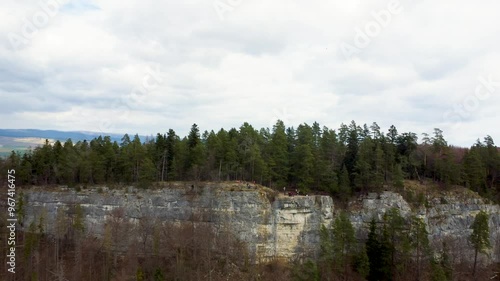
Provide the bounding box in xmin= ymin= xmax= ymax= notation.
xmin=349 ymin=190 xmax=500 ymax=264
xmin=22 ymin=183 xmax=334 ymax=262
xmin=21 ymin=183 xmax=499 ymax=263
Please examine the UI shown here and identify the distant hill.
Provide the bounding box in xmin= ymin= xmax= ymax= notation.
xmin=0 ymin=129 xmax=126 ymax=142
xmin=0 ymin=129 xmax=141 ymax=157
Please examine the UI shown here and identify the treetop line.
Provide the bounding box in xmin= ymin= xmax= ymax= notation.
xmin=1 ymin=120 xmax=499 ymax=203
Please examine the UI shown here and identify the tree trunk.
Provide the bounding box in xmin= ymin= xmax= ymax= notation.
xmin=218 ymin=160 xmax=222 ymax=181
xmin=416 ymin=245 xmax=420 ymax=281
xmin=161 ymin=150 xmax=166 ymax=181
xmin=473 ymin=248 xmax=478 ymax=277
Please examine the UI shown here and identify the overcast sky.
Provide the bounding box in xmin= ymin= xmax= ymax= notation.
xmin=1 ymin=0 xmax=499 ymax=146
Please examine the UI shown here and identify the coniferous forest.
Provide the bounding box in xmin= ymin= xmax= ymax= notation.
xmin=1 ymin=120 xmax=499 ymax=202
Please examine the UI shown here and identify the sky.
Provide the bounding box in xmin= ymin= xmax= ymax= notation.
xmin=1 ymin=0 xmax=499 ymax=147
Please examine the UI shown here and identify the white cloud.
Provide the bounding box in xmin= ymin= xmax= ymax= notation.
xmin=0 ymin=0 xmax=499 ymax=146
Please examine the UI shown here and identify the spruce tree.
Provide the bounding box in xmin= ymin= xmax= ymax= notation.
xmin=470 ymin=210 xmax=491 ymax=276
xmin=269 ymin=120 xmax=289 ymax=188
xmin=410 ymin=216 xmax=429 ymax=280
xmin=366 ymin=219 xmax=382 ymax=281
xmin=332 ymin=212 xmax=356 ymax=279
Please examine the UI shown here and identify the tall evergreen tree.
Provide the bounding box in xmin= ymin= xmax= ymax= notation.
xmin=469 ymin=210 xmax=491 ymax=276
xmin=410 ymin=216 xmax=429 ymax=280
xmin=268 ymin=120 xmax=289 ymax=188
xmin=165 ymin=129 xmax=178 ymax=180
xmin=332 ymin=212 xmax=356 ymax=280
xmin=293 ymin=124 xmax=314 ymax=191
xmin=318 ymin=127 xmax=339 ymax=193
xmin=186 ymin=124 xmax=205 ymax=180
xmin=338 ymin=165 xmax=351 ymax=202
xmin=344 ymin=121 xmax=359 ymax=187
xmin=355 ymin=137 xmax=374 ymax=190
xmin=366 ymin=218 xmax=391 ymax=281
xmin=118 ymin=134 xmax=133 ymax=183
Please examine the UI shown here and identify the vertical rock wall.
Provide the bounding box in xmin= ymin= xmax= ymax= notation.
xmin=21 ymin=186 xmax=499 ymax=263
xmin=22 ymin=185 xmax=334 ymax=262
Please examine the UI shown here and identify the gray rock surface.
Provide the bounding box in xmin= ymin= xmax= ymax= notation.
xmin=349 ymin=190 xmax=500 ymax=264
xmin=21 ymin=185 xmax=500 ymax=263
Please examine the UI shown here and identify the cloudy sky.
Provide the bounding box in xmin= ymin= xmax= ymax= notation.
xmin=1 ymin=0 xmax=499 ymax=146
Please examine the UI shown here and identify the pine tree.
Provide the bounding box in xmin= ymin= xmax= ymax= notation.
xmin=344 ymin=121 xmax=359 ymax=187
xmin=60 ymin=139 xmax=78 ymax=185
xmin=294 ymin=124 xmax=314 ymax=191
xmin=131 ymin=134 xmax=146 ymax=182
xmin=116 ymin=134 xmax=132 ymax=182
xmin=52 ymin=140 xmax=64 ymax=183
xmin=384 ymin=207 xmax=409 ymax=278
xmin=311 ymin=122 xmax=324 ymax=189
xmin=319 ymin=127 xmax=339 ymax=193
xmin=102 ymin=136 xmax=118 ymax=182
xmin=366 ymin=219 xmax=383 ymax=281
xmin=393 ymin=164 xmax=405 ymax=190
xmin=353 ymin=245 xmax=369 ymax=279
xmin=166 ymin=129 xmax=178 ymax=180
xmin=19 ymin=152 xmax=33 ymax=185
xmin=470 ymin=210 xmax=491 ymax=276
xmin=338 ymin=165 xmax=351 ymax=202
xmin=139 ymin=156 xmax=156 ymax=188
xmin=410 ymin=216 xmax=429 ymax=280
xmin=76 ymin=140 xmax=92 ymax=184
xmin=89 ymin=138 xmax=106 ymax=184
xmin=355 ymin=138 xmax=373 ymax=190
xmin=319 ymin=225 xmax=334 ymax=272
xmin=238 ymin=122 xmax=263 ymax=181
xmin=187 ymin=125 xmax=204 ymax=171
xmin=483 ymin=135 xmax=499 ymax=189
xmin=379 ymin=222 xmax=394 ymax=281
xmin=464 ymin=147 xmax=486 ymax=193
xmin=225 ymin=128 xmax=240 ymax=180
xmin=373 ymin=143 xmax=385 ymax=190
xmin=32 ymin=139 xmax=54 ymax=184
xmin=332 ymin=211 xmax=356 ymax=279
xmin=382 ymin=135 xmax=397 ymax=184
xmin=387 ymin=125 xmax=399 ymax=145
xmin=269 ymin=120 xmax=289 ymax=188
xmin=370 ymin=122 xmax=382 ymax=139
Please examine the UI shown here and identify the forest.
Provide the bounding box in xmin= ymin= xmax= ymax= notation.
xmin=1 ymin=120 xmax=499 ymax=203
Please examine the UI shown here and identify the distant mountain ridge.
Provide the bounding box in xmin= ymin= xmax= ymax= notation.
xmin=0 ymin=129 xmax=147 ymax=157
xmin=0 ymin=129 xmax=131 ymax=143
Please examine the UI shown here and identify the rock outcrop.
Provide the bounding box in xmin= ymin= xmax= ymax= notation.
xmin=22 ymin=183 xmax=334 ymax=262
xmin=349 ymin=190 xmax=500 ymax=264
xmin=21 ymin=183 xmax=500 ymax=263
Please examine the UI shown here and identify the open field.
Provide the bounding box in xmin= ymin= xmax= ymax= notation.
xmin=0 ymin=136 xmax=55 ymax=157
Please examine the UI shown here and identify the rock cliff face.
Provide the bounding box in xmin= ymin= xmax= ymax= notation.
xmin=21 ymin=184 xmax=500 ymax=263
xmin=22 ymin=184 xmax=334 ymax=262
xmin=350 ymin=190 xmax=500 ymax=264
